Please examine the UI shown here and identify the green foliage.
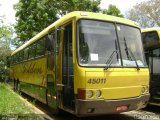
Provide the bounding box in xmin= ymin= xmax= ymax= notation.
xmin=102 ymin=4 xmax=124 ymax=17
xmin=0 ymin=24 xmax=12 ymax=60
xmin=47 ymin=0 xmax=101 ymax=16
xmin=14 ymin=0 xmax=101 ymax=43
xmin=126 ymin=0 xmax=160 ymax=28
xmin=0 ymin=83 xmax=41 ymax=119
xmin=14 ymin=0 xmax=57 ymax=41
xmin=0 ymin=19 xmax=13 ymax=81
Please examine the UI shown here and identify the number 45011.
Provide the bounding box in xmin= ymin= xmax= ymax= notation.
xmin=87 ymin=78 xmax=106 ymax=84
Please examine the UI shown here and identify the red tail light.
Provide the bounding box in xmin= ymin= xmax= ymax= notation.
xmin=78 ymin=89 xmax=86 ymax=99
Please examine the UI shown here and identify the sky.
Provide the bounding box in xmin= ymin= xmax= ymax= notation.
xmin=0 ymin=0 xmax=18 ymax=25
xmin=0 ymin=0 xmax=147 ymax=25
xmin=100 ymin=0 xmax=147 ymax=13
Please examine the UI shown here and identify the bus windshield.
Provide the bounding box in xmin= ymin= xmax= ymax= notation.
xmin=117 ymin=24 xmax=147 ymax=67
xmin=77 ymin=20 xmax=147 ymax=67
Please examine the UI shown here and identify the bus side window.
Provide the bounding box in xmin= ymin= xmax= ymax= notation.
xmin=28 ymin=43 xmax=36 ymax=59
xmin=19 ymin=50 xmax=23 ymax=62
xmin=36 ymin=39 xmax=45 ymax=57
xmin=13 ymin=55 xmax=15 ymax=63
xmin=13 ymin=55 xmax=15 ymax=64
xmin=16 ymin=53 xmax=19 ymax=63
xmin=46 ymin=32 xmax=55 ymax=52
xmin=13 ymin=55 xmax=16 ymax=64
xmin=56 ymin=30 xmax=60 ymax=54
xmin=10 ymin=56 xmax=13 ymax=64
xmin=28 ymin=46 xmax=32 ymax=59
xmin=24 ymin=47 xmax=29 ymax=60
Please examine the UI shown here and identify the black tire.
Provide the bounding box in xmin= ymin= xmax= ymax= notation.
xmin=46 ymin=90 xmax=64 ymax=115
xmin=13 ymin=79 xmax=16 ymax=91
xmin=17 ymin=80 xmax=21 ymax=93
xmin=48 ymin=106 xmax=65 ymax=116
xmin=14 ymin=80 xmax=20 ymax=92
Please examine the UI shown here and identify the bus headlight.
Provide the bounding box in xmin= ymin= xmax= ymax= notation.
xmin=141 ymin=87 xmax=145 ymax=94
xmin=96 ymin=90 xmax=101 ymax=97
xmin=141 ymin=86 xmax=149 ymax=94
xmin=87 ymin=90 xmax=93 ymax=98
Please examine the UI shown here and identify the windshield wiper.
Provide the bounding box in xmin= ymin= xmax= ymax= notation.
xmin=128 ymin=48 xmax=140 ymax=71
xmin=124 ymin=37 xmax=132 ymax=60
xmin=104 ymin=40 xmax=119 ymax=71
xmin=104 ymin=50 xmax=118 ymax=70
xmin=124 ymin=37 xmax=140 ymax=71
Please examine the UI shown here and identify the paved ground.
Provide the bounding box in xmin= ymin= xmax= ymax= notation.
xmin=20 ymin=93 xmax=160 ymax=120
xmin=7 ymin=81 xmax=159 ymax=120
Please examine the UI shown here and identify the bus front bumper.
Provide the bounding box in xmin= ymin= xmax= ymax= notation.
xmin=76 ymin=94 xmax=150 ymax=117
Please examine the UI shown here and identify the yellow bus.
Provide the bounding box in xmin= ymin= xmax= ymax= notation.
xmin=142 ymin=27 xmax=160 ymax=106
xmin=10 ymin=11 xmax=149 ymax=116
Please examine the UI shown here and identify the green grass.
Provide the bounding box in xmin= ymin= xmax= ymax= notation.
xmin=0 ymin=83 xmax=43 ymax=119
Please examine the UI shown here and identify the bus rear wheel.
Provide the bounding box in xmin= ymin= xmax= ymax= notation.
xmin=13 ymin=79 xmax=16 ymax=91
xmin=14 ymin=79 xmax=20 ymax=92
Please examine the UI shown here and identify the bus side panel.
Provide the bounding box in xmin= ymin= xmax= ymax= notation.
xmin=14 ymin=58 xmax=47 ymax=86
xmin=12 ymin=57 xmax=47 ymax=103
xmin=20 ymin=82 xmax=47 ymax=103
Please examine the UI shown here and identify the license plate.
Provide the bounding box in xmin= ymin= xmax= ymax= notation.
xmin=116 ymin=105 xmax=128 ymax=111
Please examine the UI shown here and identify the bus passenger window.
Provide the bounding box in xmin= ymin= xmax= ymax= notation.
xmin=15 ymin=53 xmax=19 ymax=63
xmin=10 ymin=56 xmax=13 ymax=64
xmin=12 ymin=54 xmax=15 ymax=63
xmin=16 ymin=53 xmax=20 ymax=63
xmin=28 ymin=44 xmax=36 ymax=59
xmin=56 ymin=30 xmax=61 ymax=54
xmin=19 ymin=51 xmax=24 ymax=62
xmin=24 ymin=47 xmax=29 ymax=60
xmin=36 ymin=39 xmax=45 ymax=57
xmin=13 ymin=55 xmax=15 ymax=64
xmin=46 ymin=33 xmax=54 ymax=52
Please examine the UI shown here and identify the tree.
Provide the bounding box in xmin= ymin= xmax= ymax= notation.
xmin=126 ymin=0 xmax=160 ymax=28
xmin=14 ymin=0 xmax=101 ymax=44
xmin=14 ymin=0 xmax=58 ymax=42
xmin=102 ymin=4 xmax=124 ymax=17
xmin=50 ymin=0 xmax=101 ymax=16
xmin=0 ymin=20 xmax=12 ymax=60
xmin=0 ymin=19 xmax=13 ymax=81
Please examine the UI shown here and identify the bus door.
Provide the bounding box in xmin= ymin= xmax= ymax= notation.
xmin=145 ymin=50 xmax=153 ymax=80
xmin=62 ymin=23 xmax=75 ymax=110
xmin=46 ymin=31 xmax=57 ymax=109
xmin=147 ymin=48 xmax=160 ymax=100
